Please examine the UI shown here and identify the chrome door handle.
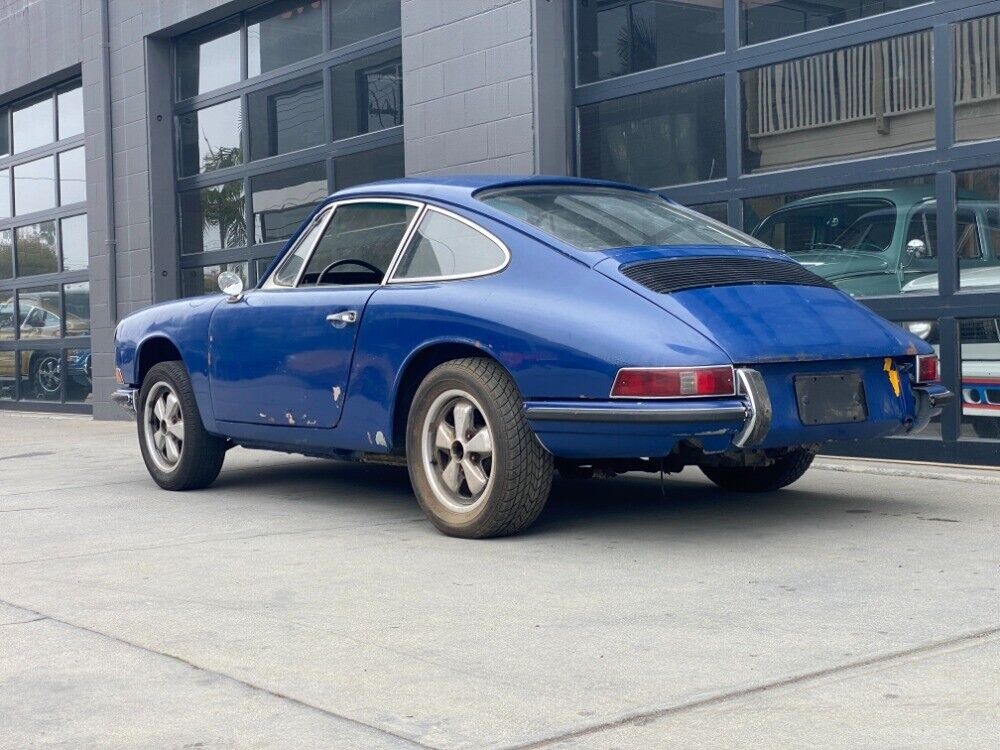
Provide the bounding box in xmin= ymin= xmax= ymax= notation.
xmin=326 ymin=310 xmax=358 ymax=328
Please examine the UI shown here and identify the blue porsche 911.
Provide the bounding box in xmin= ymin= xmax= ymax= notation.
xmin=113 ymin=176 xmax=951 ymax=537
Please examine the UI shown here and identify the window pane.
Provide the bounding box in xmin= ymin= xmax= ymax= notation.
xmin=0 ymin=289 xmax=13 ymax=340
xmin=956 ymin=15 xmax=1000 ymax=144
xmin=689 ymin=201 xmax=728 ymax=225
xmin=271 ymin=207 xmax=329 ymax=286
xmin=0 ymin=168 xmax=9 ymax=219
xmin=12 ymin=94 xmax=54 ymax=153
xmin=395 ymin=211 xmax=507 ymax=280
xmin=579 ymin=76 xmax=725 ymax=188
xmin=255 ymin=257 xmax=276 ymax=281
xmin=954 ymin=168 xmax=1000 ymax=292
xmin=181 ymin=261 xmax=249 ymax=298
xmin=0 ymin=229 xmax=11 ymax=280
xmin=176 ymin=18 xmax=242 ymax=100
xmin=248 ymin=0 xmax=325 ymax=77
xmin=17 ymin=287 xmax=61 ymax=341
xmin=742 ymin=31 xmax=934 ymax=174
xmin=742 ymin=0 xmax=925 ymax=46
xmin=333 ymin=143 xmax=404 ymax=190
xmin=251 ymin=162 xmax=327 ymax=244
xmin=14 ymin=156 xmax=56 ymax=215
xmin=66 ymin=348 xmax=92 ymax=403
xmin=330 ymin=0 xmax=400 ymax=50
xmin=482 ymin=186 xmax=761 ymax=251
xmin=960 ymin=317 xmax=1000 ymax=441
xmin=57 ymin=83 xmax=84 ymax=139
xmin=16 ymin=221 xmax=59 ymax=276
xmin=63 ymin=281 xmax=90 ymax=336
xmin=331 ymin=47 xmax=403 ymax=140
xmin=20 ymin=348 xmax=62 ymax=401
xmin=0 ymin=351 xmax=13 ymax=399
xmin=577 ymin=0 xmax=724 ymax=84
xmin=179 ymin=180 xmax=247 ymax=255
xmin=61 ymin=215 xmax=89 ymax=272
xmin=177 ymin=99 xmax=243 ymax=177
xmin=0 ymin=107 xmax=8 ymax=157
xmin=247 ymin=73 xmax=325 ymax=161
xmin=301 ymin=202 xmax=416 ymax=285
xmin=744 ymin=176 xmax=936 ymax=298
xmin=59 ymin=146 xmax=87 ymax=204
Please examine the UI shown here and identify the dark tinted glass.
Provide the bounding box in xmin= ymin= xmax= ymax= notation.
xmin=251 ymin=162 xmax=328 ymax=244
xmin=176 ymin=18 xmax=242 ymax=100
xmin=247 ymin=74 xmax=325 ymax=161
xmin=61 ymin=215 xmax=88 ymax=272
xmin=181 ymin=261 xmax=249 ymax=298
xmin=689 ymin=202 xmax=729 ymax=225
xmin=59 ymin=147 xmax=87 ymax=205
xmin=331 ymin=47 xmax=403 ymax=140
xmin=248 ymin=0 xmax=325 ymax=77
xmin=16 ymin=222 xmax=58 ymax=276
xmin=579 ymin=76 xmax=725 ymax=188
xmin=12 ymin=94 xmax=54 ymax=153
xmin=179 ymin=180 xmax=247 ymax=255
xmin=333 ymin=142 xmax=404 ymax=190
xmin=330 ymin=0 xmax=400 ymax=50
xmin=65 ymin=347 xmax=92 ymax=402
xmin=0 ymin=168 xmax=9 ymax=219
xmin=955 ymin=14 xmax=1000 ymax=144
xmin=14 ymin=157 xmax=56 ymax=216
xmin=577 ymin=0 xmax=724 ymax=84
xmin=57 ymin=83 xmax=84 ymax=139
xmin=0 ymin=108 xmax=8 ymax=156
xmin=0 ymin=229 xmax=11 ymax=281
xmin=177 ymin=99 xmax=243 ymax=177
xmin=481 ymin=187 xmax=762 ymax=251
xmin=742 ymin=0 xmax=924 ymax=46
xmin=742 ymin=31 xmax=933 ymax=174
xmin=63 ymin=281 xmax=90 ymax=336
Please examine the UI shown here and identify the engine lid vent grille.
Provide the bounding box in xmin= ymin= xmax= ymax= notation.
xmin=620 ymin=256 xmax=836 ymax=294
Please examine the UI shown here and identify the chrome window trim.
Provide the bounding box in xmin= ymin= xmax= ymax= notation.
xmin=276 ymin=197 xmax=424 ymax=289
xmin=387 ymin=205 xmax=512 ymax=284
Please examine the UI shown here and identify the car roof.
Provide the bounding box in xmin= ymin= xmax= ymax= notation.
xmin=771 ymin=186 xmax=992 ymax=212
xmin=328 ymin=174 xmax=654 ymax=208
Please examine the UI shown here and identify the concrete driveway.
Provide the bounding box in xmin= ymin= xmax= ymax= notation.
xmin=1 ymin=411 xmax=997 ymax=749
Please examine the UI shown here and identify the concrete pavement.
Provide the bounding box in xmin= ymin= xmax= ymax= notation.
xmin=1 ymin=411 xmax=997 ymax=749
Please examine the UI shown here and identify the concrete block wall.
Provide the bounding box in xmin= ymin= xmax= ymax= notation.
xmin=402 ymin=0 xmax=536 ymax=175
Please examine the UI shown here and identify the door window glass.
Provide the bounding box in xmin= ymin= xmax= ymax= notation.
xmin=300 ymin=202 xmax=416 ymax=285
xmin=270 ymin=208 xmax=330 ymax=287
xmin=394 ymin=211 xmax=507 ymax=280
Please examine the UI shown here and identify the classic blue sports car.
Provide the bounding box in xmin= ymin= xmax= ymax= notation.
xmin=113 ymin=176 xmax=951 ymax=537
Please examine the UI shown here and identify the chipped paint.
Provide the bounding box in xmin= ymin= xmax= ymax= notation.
xmin=366 ymin=432 xmax=373 ymax=445
xmin=258 ymin=412 xmax=267 ymax=419
xmin=285 ymin=412 xmax=296 ymax=425
xmin=332 ymin=386 xmax=342 ymax=402
xmin=374 ymin=431 xmax=388 ymax=447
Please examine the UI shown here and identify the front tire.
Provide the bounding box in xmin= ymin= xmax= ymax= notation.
xmin=406 ymin=358 xmax=553 ymax=538
xmin=700 ymin=448 xmax=815 ymax=492
xmin=137 ymin=361 xmax=226 ymax=491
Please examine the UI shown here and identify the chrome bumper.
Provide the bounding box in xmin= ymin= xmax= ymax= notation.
xmin=910 ymin=383 xmax=954 ymax=433
xmin=111 ymin=387 xmax=137 ymax=415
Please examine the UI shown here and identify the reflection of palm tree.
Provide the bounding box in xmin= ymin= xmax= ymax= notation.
xmin=199 ymin=145 xmax=246 ymax=249
xmin=617 ymin=13 xmax=656 ymax=76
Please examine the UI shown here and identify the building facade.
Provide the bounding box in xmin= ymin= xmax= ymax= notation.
xmin=0 ymin=0 xmax=998 ymax=465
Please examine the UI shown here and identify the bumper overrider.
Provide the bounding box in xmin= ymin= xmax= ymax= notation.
xmin=111 ymin=387 xmax=137 ymax=415
xmin=524 ymin=367 xmax=954 ymax=454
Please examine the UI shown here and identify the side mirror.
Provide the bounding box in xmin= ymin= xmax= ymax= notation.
xmin=217 ymin=270 xmax=245 ymax=302
xmin=906 ymin=238 xmax=931 ymax=259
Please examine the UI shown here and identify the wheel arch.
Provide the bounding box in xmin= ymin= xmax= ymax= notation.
xmin=135 ymin=335 xmax=185 ymax=386
xmin=390 ymin=340 xmax=515 ymax=452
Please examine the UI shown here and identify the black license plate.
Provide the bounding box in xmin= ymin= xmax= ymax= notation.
xmin=794 ymin=373 xmax=868 ymax=426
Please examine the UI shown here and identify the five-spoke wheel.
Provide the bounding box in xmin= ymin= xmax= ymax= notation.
xmin=143 ymin=381 xmax=185 ymax=472
xmin=422 ymin=390 xmax=496 ymax=513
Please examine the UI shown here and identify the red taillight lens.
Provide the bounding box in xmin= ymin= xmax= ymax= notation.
xmin=915 ymin=354 xmax=939 ymax=383
xmin=611 ymin=366 xmax=736 ymax=399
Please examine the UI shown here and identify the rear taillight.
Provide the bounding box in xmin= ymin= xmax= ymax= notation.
xmin=915 ymin=354 xmax=939 ymax=384
xmin=611 ymin=366 xmax=736 ymax=399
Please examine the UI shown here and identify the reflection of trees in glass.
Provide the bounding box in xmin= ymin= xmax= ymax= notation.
xmin=198 ymin=146 xmax=246 ymax=250
xmin=617 ymin=14 xmax=656 ymax=77
xmin=364 ymin=60 xmax=402 ymax=131
xmin=15 ymin=223 xmax=58 ymax=276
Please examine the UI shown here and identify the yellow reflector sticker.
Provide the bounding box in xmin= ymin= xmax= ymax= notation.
xmin=883 ymin=357 xmax=901 ymax=397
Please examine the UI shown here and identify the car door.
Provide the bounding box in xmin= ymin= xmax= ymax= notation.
xmin=208 ymin=199 xmax=420 ymax=427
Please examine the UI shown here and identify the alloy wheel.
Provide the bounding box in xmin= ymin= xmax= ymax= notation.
xmin=143 ymin=381 xmax=185 ymax=473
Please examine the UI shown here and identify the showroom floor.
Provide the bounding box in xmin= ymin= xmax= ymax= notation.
xmin=1 ymin=411 xmax=997 ymax=749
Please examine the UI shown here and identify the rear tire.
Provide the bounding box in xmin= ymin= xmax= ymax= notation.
xmin=971 ymin=417 xmax=1000 ymax=439
xmin=406 ymin=357 xmax=553 ymax=538
xmin=137 ymin=361 xmax=226 ymax=491
xmin=700 ymin=448 xmax=815 ymax=492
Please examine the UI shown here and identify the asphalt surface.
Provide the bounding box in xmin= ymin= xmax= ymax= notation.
xmin=1 ymin=411 xmax=997 ymax=749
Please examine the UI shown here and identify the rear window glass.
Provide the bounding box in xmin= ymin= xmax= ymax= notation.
xmin=478 ymin=186 xmax=765 ymax=251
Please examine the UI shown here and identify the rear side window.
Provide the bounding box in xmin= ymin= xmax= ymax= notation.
xmin=393 ymin=209 xmax=508 ymax=281
xmin=479 ymin=186 xmax=764 ymax=251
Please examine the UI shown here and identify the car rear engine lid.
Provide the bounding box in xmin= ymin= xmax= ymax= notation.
xmin=620 ymin=256 xmax=835 ymax=294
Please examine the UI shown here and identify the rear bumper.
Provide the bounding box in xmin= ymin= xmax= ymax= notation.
xmin=111 ymin=387 xmax=137 ymax=415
